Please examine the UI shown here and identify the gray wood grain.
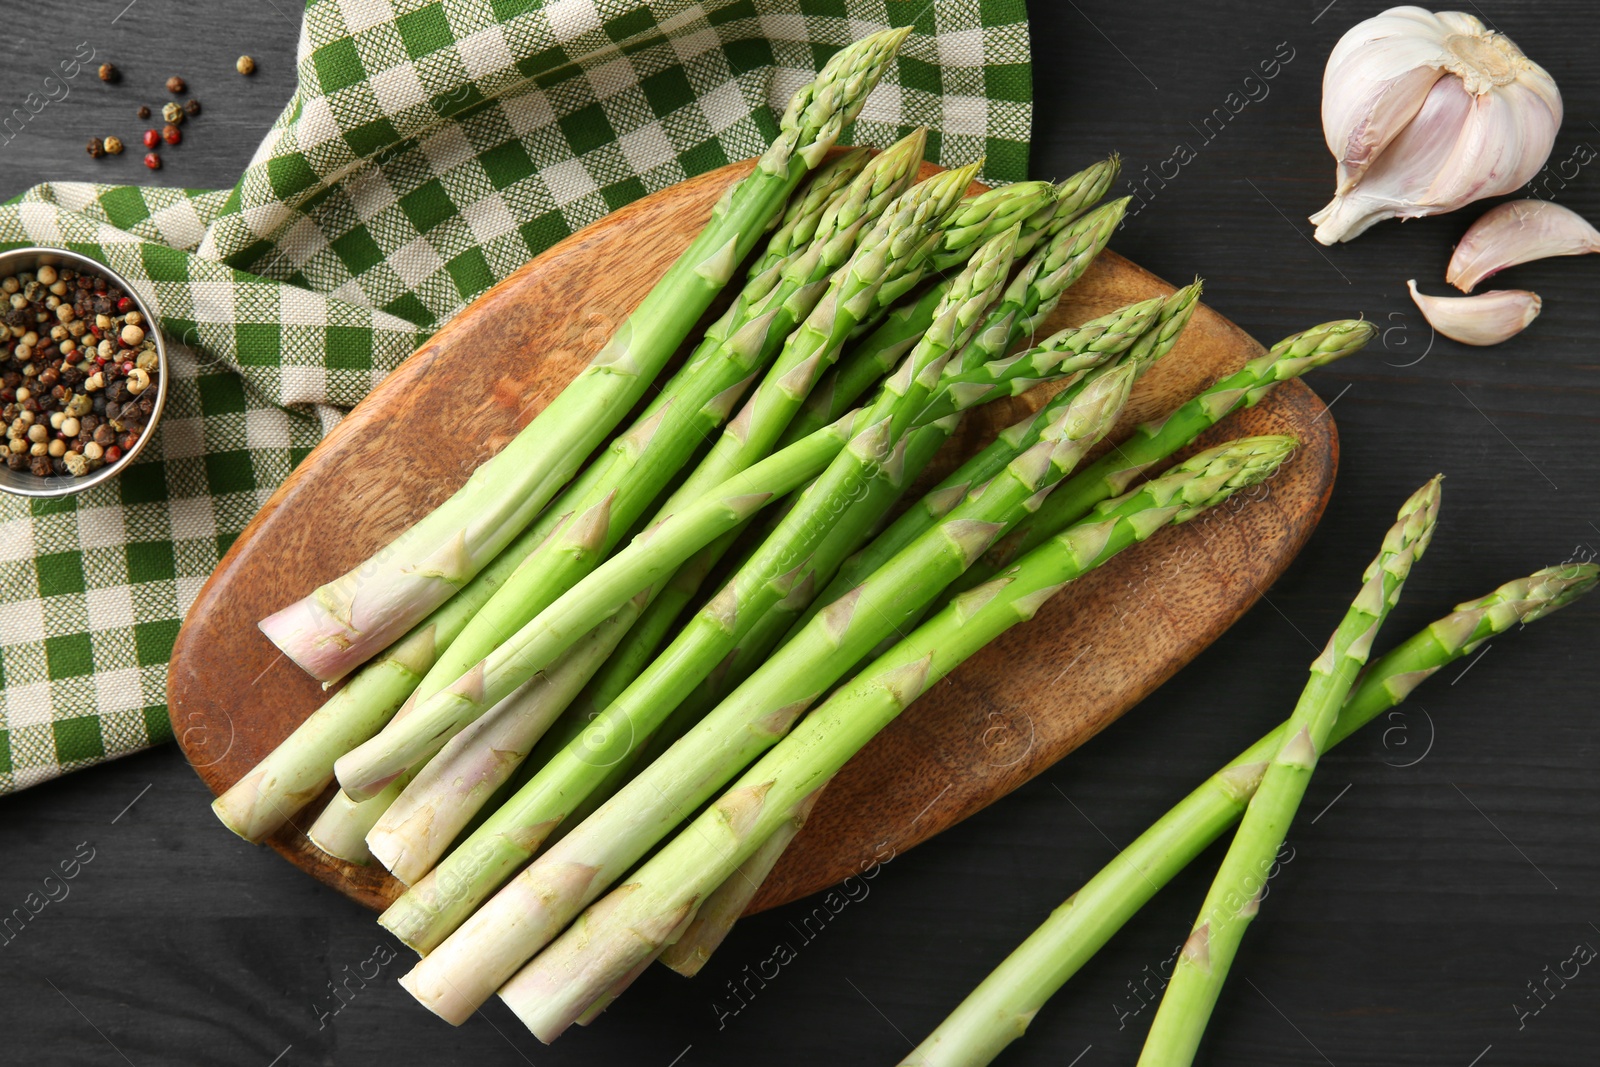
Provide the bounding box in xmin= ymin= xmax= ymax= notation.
xmin=1 ymin=2 xmax=1596 ymax=1065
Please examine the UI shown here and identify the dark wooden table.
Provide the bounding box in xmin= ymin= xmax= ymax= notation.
xmin=2 ymin=2 xmax=1595 ymax=1065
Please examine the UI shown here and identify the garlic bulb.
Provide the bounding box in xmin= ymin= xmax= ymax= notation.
xmin=1448 ymin=199 xmax=1600 ymax=291
xmin=1407 ymin=279 xmax=1540 ymax=345
xmin=1312 ymin=7 xmax=1562 ymax=245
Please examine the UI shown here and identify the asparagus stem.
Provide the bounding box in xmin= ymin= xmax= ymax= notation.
xmin=397 ymin=367 xmax=1140 ymax=1025
xmin=332 ymin=410 xmax=871 ymax=800
xmin=256 ymin=30 xmax=911 ymax=683
xmin=899 ymin=561 xmax=1596 ymax=1067
xmin=1137 ymin=477 xmax=1442 ymax=1067
xmin=364 ymin=597 xmax=647 ymax=882
xmin=377 ymin=223 xmax=1023 ymax=956
xmin=211 ymin=614 xmax=441 ymax=842
xmin=305 ymin=785 xmax=393 ymax=864
xmin=493 ymin=437 xmax=1298 ymax=1041
xmin=789 ymin=158 xmax=1123 ymax=442
xmin=655 ymin=791 xmax=818 ymax=978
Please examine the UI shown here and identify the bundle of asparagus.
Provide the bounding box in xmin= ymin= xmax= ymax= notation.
xmin=208 ymin=24 xmax=1498 ymax=1051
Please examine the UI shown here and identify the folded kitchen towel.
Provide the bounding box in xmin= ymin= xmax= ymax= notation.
xmin=0 ymin=0 xmax=1032 ymax=793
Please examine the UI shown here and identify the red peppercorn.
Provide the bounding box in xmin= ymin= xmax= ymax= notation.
xmin=104 ymin=446 xmax=123 ymax=463
xmin=144 ymin=153 xmax=162 ymax=170
xmin=162 ymin=124 xmax=181 ymax=146
xmin=117 ymin=297 xmax=134 ymax=312
xmin=142 ymin=129 xmax=160 ymax=149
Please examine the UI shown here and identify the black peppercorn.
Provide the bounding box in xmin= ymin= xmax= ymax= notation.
xmin=136 ymin=105 xmax=150 ymax=120
xmin=165 ymin=75 xmax=186 ymax=94
xmin=87 ymin=137 xmax=105 ymax=158
xmin=184 ymin=98 xmax=201 ymax=117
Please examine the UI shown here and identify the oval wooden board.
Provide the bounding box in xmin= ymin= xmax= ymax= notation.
xmin=169 ymin=153 xmax=1336 ymax=915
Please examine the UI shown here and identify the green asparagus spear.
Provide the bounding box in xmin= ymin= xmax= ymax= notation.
xmin=746 ymin=147 xmax=872 ymax=278
xmin=1137 ymin=476 xmax=1442 ymax=1067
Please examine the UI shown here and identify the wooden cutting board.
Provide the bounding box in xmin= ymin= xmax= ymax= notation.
xmin=169 ymin=153 xmax=1336 ymax=915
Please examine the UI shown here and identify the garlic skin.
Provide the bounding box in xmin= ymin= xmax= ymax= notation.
xmin=1448 ymin=199 xmax=1600 ymax=291
xmin=1312 ymin=7 xmax=1562 ymax=245
xmin=1407 ymin=279 xmax=1541 ymax=345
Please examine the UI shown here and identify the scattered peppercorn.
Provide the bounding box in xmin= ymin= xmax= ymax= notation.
xmin=136 ymin=105 xmax=150 ymax=120
xmin=162 ymin=101 xmax=183 ymax=125
xmin=184 ymin=98 xmax=201 ymax=118
xmin=103 ymin=136 xmax=124 ymax=156
xmin=162 ymin=124 xmax=181 ymax=146
xmin=165 ymin=75 xmax=186 ymax=94
xmin=97 ymin=63 xmax=119 ymax=83
xmin=236 ymin=55 xmax=256 ymax=75
xmin=0 ymin=263 xmax=160 ymax=479
xmin=142 ymin=129 xmax=160 ymax=149
xmin=144 ymin=153 xmax=161 ymax=170
xmin=87 ymin=138 xmax=105 ymax=159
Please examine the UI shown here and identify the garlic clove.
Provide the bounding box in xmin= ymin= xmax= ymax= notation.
xmin=1325 ymin=64 xmax=1446 ymax=196
xmin=1313 ymin=75 xmax=1476 ymax=243
xmin=1425 ymin=76 xmax=1561 ymax=212
xmin=1322 ymin=10 xmax=1455 ymax=193
xmin=1447 ymin=200 xmax=1600 ymax=291
xmin=1407 ymin=278 xmax=1540 ymax=345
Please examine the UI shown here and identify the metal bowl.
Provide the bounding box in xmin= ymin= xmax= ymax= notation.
xmin=0 ymin=246 xmax=168 ymax=499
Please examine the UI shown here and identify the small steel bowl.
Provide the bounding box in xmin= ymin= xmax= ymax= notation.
xmin=0 ymin=246 xmax=168 ymax=499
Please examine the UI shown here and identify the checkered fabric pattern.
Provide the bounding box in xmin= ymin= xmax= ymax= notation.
xmin=0 ymin=0 xmax=1031 ymax=793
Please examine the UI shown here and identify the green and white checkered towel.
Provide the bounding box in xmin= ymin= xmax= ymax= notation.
xmin=0 ymin=0 xmax=1031 ymax=793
